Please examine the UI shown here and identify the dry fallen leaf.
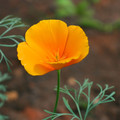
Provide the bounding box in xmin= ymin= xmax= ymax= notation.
xmin=6 ymin=91 xmax=18 ymax=101
xmin=67 ymin=77 xmax=77 ymax=86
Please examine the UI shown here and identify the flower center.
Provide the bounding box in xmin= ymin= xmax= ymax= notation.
xmin=56 ymin=51 xmax=59 ymax=62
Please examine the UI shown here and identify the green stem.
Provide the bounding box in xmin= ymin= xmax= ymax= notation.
xmin=53 ymin=69 xmax=61 ymax=113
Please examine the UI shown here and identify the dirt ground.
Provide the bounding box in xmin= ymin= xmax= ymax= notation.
xmin=0 ymin=0 xmax=120 ymax=120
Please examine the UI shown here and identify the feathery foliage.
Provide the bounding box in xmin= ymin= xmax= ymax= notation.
xmin=0 ymin=15 xmax=26 ymax=119
xmin=0 ymin=72 xmax=11 ymax=120
xmin=0 ymin=15 xmax=27 ymax=71
xmin=43 ymin=79 xmax=115 ymax=120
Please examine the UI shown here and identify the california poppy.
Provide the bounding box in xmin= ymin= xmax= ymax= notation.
xmin=17 ymin=20 xmax=89 ymax=76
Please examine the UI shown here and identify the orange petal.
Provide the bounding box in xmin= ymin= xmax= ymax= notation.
xmin=17 ymin=42 xmax=54 ymax=76
xmin=48 ymin=55 xmax=80 ymax=70
xmin=49 ymin=25 xmax=89 ymax=69
xmin=63 ymin=25 xmax=89 ymax=57
xmin=25 ymin=20 xmax=68 ymax=61
xmin=63 ymin=25 xmax=89 ymax=65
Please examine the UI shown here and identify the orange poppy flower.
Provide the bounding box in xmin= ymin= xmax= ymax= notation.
xmin=17 ymin=20 xmax=89 ymax=76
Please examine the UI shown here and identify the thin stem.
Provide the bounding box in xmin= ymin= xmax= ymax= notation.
xmin=53 ymin=69 xmax=61 ymax=113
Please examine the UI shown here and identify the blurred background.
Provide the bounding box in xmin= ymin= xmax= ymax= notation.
xmin=0 ymin=0 xmax=120 ymax=120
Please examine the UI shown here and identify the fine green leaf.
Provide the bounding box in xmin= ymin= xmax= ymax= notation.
xmin=0 ymin=15 xmax=26 ymax=70
xmin=44 ymin=79 xmax=115 ymax=120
